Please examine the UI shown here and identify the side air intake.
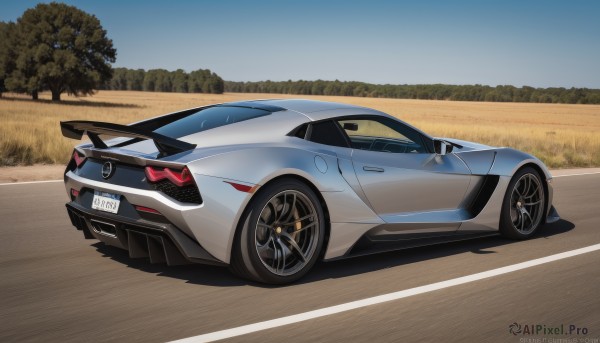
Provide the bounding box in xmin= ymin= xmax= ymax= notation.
xmin=468 ymin=175 xmax=500 ymax=217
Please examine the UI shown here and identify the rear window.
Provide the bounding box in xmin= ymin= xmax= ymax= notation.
xmin=153 ymin=106 xmax=271 ymax=138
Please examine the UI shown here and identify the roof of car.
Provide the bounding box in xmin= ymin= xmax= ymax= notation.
xmin=222 ymin=99 xmax=385 ymax=121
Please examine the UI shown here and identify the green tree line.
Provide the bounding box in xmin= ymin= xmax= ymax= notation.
xmin=101 ymin=68 xmax=224 ymax=94
xmin=224 ymin=80 xmax=600 ymax=104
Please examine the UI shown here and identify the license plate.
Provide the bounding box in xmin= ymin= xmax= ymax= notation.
xmin=92 ymin=190 xmax=121 ymax=214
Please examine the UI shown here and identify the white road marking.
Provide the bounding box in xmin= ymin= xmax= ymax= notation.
xmin=0 ymin=170 xmax=597 ymax=187
xmin=552 ymin=171 xmax=600 ymax=178
xmin=0 ymin=179 xmax=62 ymax=186
xmin=170 ymin=243 xmax=600 ymax=343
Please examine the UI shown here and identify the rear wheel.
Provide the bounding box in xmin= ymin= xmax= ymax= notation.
xmin=500 ymin=167 xmax=546 ymax=239
xmin=230 ymin=178 xmax=325 ymax=284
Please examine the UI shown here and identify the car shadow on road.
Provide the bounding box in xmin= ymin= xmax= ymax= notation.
xmin=302 ymin=218 xmax=575 ymax=285
xmin=92 ymin=218 xmax=574 ymax=288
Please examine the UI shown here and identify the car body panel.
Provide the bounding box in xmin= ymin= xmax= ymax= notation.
xmin=452 ymin=149 xmax=497 ymax=175
xmin=351 ymin=150 xmax=472 ymax=216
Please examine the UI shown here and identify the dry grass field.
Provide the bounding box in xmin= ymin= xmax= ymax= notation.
xmin=1 ymin=90 xmax=599 ymax=168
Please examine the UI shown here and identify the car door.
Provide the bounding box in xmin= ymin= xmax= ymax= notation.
xmin=337 ymin=117 xmax=472 ymax=231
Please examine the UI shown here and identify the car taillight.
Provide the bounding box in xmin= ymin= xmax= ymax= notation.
xmin=72 ymin=150 xmax=86 ymax=168
xmin=134 ymin=205 xmax=162 ymax=215
xmin=70 ymin=188 xmax=80 ymax=200
xmin=145 ymin=166 xmax=194 ymax=187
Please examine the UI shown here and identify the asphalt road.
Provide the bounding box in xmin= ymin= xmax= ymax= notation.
xmin=1 ymin=173 xmax=599 ymax=342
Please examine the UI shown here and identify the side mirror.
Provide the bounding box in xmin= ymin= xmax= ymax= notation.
xmin=433 ymin=139 xmax=453 ymax=155
xmin=343 ymin=123 xmax=359 ymax=131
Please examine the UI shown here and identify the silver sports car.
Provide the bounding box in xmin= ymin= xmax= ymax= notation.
xmin=62 ymin=99 xmax=559 ymax=284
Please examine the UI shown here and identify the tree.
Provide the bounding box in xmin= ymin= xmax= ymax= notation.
xmin=188 ymin=69 xmax=210 ymax=93
xmin=171 ymin=69 xmax=189 ymax=93
xmin=0 ymin=22 xmax=25 ymax=96
xmin=0 ymin=22 xmax=18 ymax=97
xmin=125 ymin=69 xmax=145 ymax=91
xmin=110 ymin=68 xmax=128 ymax=90
xmin=206 ymin=72 xmax=224 ymax=93
xmin=7 ymin=2 xmax=116 ymax=101
xmin=143 ymin=69 xmax=158 ymax=91
xmin=154 ymin=69 xmax=172 ymax=92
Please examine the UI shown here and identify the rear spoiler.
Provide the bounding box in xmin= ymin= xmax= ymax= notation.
xmin=60 ymin=121 xmax=196 ymax=157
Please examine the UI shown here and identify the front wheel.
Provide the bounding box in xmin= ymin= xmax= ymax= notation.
xmin=230 ymin=178 xmax=325 ymax=284
xmin=500 ymin=167 xmax=546 ymax=239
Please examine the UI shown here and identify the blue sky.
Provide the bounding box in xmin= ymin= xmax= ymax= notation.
xmin=2 ymin=0 xmax=600 ymax=88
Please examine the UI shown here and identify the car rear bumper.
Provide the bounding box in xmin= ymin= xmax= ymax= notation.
xmin=65 ymin=169 xmax=253 ymax=264
xmin=65 ymin=201 xmax=226 ymax=266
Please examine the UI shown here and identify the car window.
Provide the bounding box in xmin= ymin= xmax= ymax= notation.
xmin=337 ymin=118 xmax=427 ymax=153
xmin=307 ymin=120 xmax=349 ymax=148
xmin=153 ymin=106 xmax=271 ymax=138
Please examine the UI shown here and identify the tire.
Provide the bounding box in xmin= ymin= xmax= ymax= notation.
xmin=499 ymin=167 xmax=546 ymax=239
xmin=230 ymin=178 xmax=325 ymax=284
